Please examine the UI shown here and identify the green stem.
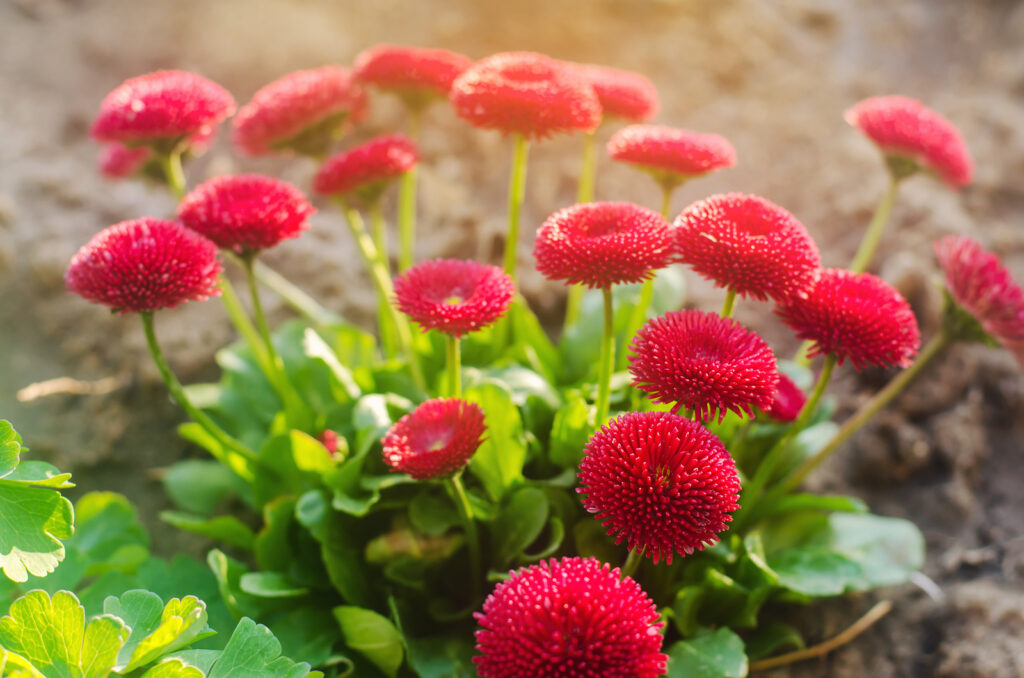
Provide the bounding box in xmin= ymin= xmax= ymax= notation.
xmin=157 ymin=150 xmax=186 ymax=201
xmin=659 ymin=184 xmax=673 ymax=220
xmin=576 ymin=131 xmax=597 ymax=204
xmin=252 ymin=260 xmax=340 ymax=328
xmin=738 ymin=354 xmax=837 ymax=527
xmin=621 ymin=548 xmax=643 ymax=579
xmin=446 ymin=473 xmax=481 ymax=601
xmin=398 ymin=112 xmax=421 ymax=272
xmin=218 ymin=273 xmax=271 ymax=372
xmin=721 ymin=289 xmax=737 ymax=319
xmin=776 ymin=330 xmax=951 ymax=497
xmin=338 ymin=199 xmax=425 ymax=391
xmin=595 ymin=287 xmax=615 ymax=426
xmin=503 ymin=134 xmax=530 ymax=282
xmin=563 ymin=285 xmax=585 ymax=338
xmin=849 ymin=177 xmax=901 ymax=273
xmin=447 ymin=335 xmax=461 ymax=399
xmin=140 ymin=312 xmax=257 ymax=474
xmin=370 ymin=200 xmax=399 ymax=357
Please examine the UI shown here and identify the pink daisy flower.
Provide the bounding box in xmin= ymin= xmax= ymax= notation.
xmin=381 ymin=398 xmax=486 ymax=480
xmin=313 ymin=134 xmax=418 ymax=201
xmin=608 ymin=125 xmax=736 ymax=188
xmin=573 ymin=63 xmax=659 ymax=123
xmin=394 ymin=259 xmax=515 ymax=338
xmin=354 ymin=44 xmax=473 ymax=110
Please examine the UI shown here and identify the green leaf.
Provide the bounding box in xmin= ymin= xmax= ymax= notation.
xmin=140 ymin=658 xmax=205 ymax=677
xmin=768 ymin=547 xmax=862 ymax=596
xmin=0 ymin=589 xmax=128 ymax=677
xmin=254 ymin=497 xmax=298 ymax=572
xmin=667 ymin=627 xmax=748 ymax=678
xmin=509 ymin=302 xmax=560 ymax=384
xmin=253 ymin=431 xmax=335 ymax=506
xmin=466 ymin=384 xmax=527 ymax=501
xmin=492 ymin=487 xmax=549 ymax=567
xmin=296 ymin=492 xmax=376 ymax=608
xmin=207 ymin=617 xmax=320 ymax=678
xmin=765 ymin=493 xmax=868 ymax=518
xmin=267 ymin=606 xmax=338 ymax=670
xmin=827 ymin=513 xmax=924 ymax=589
xmin=333 ymin=606 xmax=404 ymax=678
xmin=409 ymin=492 xmax=459 ymax=536
xmin=302 ymin=327 xmax=361 ymax=400
xmin=239 ymin=572 xmax=309 ymax=599
xmin=163 ymin=460 xmax=244 ymax=517
xmin=405 ymin=634 xmax=476 ymax=678
xmin=744 ymin=622 xmax=804 ymax=661
xmin=0 ymin=421 xmax=75 ymax=583
xmin=160 ymin=512 xmax=255 ymax=551
xmin=69 ymin=492 xmax=150 ymax=579
xmin=671 ymin=586 xmax=705 ymax=636
xmin=105 ymin=590 xmax=214 ymax=673
xmin=548 ymin=390 xmax=593 ymax=468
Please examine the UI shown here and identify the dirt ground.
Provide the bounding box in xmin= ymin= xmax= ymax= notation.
xmin=2 ymin=0 xmax=1023 ymax=675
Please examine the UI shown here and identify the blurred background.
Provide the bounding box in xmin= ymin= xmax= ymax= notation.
xmin=1 ymin=1 xmax=1023 ymax=675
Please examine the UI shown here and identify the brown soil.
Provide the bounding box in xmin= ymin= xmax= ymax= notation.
xmin=3 ymin=0 xmax=1023 ymax=675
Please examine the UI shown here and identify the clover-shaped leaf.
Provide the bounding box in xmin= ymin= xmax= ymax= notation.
xmin=105 ymin=590 xmax=215 ymax=673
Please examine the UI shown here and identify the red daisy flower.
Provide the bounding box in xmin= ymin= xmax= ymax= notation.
xmin=607 ymin=125 xmax=736 ymax=188
xmin=232 ymin=66 xmax=368 ymax=156
xmin=534 ymin=202 xmax=673 ymax=289
xmin=313 ymin=134 xmax=418 ymax=201
xmin=578 ymin=411 xmax=741 ymax=565
xmin=179 ymin=174 xmax=315 ymax=253
xmin=65 ymin=218 xmax=222 ymax=314
xmin=381 ymin=398 xmax=486 ymax=480
xmin=474 ymin=557 xmax=667 ymax=678
xmin=763 ymin=372 xmax=806 ymax=423
xmin=394 ymin=259 xmax=515 ymax=338
xmin=674 ymin=193 xmax=821 ymax=303
xmin=450 ymin=52 xmax=601 ymax=140
xmin=629 ymin=310 xmax=779 ymax=423
xmin=845 ymin=95 xmax=973 ymax=188
xmin=572 ymin=63 xmax=659 ymax=123
xmin=98 ymin=144 xmax=153 ymax=179
xmin=91 ymin=70 xmax=235 ymax=149
xmin=775 ymin=268 xmax=921 ymax=369
xmin=934 ymin=235 xmax=1024 ymax=365
xmin=353 ymin=44 xmax=473 ymax=110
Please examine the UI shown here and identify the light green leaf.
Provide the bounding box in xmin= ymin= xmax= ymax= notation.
xmin=548 ymin=390 xmax=593 ymax=468
xmin=492 ymin=487 xmax=548 ymax=567
xmin=667 ymin=627 xmax=748 ymax=678
xmin=466 ymin=384 xmax=526 ymax=501
xmin=768 ymin=547 xmax=862 ymax=596
xmin=0 ymin=590 xmax=128 ymax=678
xmin=160 ymin=512 xmax=255 ymax=551
xmin=163 ymin=460 xmax=243 ymax=517
xmin=303 ymin=327 xmax=361 ymax=400
xmin=239 ymin=572 xmax=309 ymax=599
xmin=333 ymin=606 xmax=404 ymax=678
xmin=405 ymin=634 xmax=476 ymax=678
xmin=106 ymin=590 xmax=214 ymax=673
xmin=207 ymin=617 xmax=320 ymax=678
xmin=827 ymin=513 xmax=924 ymax=589
xmin=408 ymin=492 xmax=458 ymax=536
xmin=139 ymin=658 xmax=205 ymax=677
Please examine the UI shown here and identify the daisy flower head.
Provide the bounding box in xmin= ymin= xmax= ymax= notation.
xmin=474 ymin=556 xmax=667 ymax=678
xmin=66 ymin=218 xmax=221 ymax=314
xmin=775 ymin=268 xmax=921 ymax=369
xmin=178 ymin=174 xmax=315 ymax=253
xmin=934 ymin=235 xmax=1024 ymax=365
xmin=573 ymin=63 xmax=659 ymax=123
xmin=607 ymin=125 xmax=736 ymax=189
xmin=450 ymin=52 xmax=602 ymax=140
xmin=674 ymin=193 xmax=821 ymax=303
xmin=578 ymin=411 xmax=741 ymax=565
xmin=845 ymin=95 xmax=973 ymax=188
xmin=354 ymin=44 xmax=473 ymax=110
xmin=763 ymin=372 xmax=807 ymax=423
xmin=232 ymin=66 xmax=368 ymax=156
xmin=91 ymin=70 xmax=235 ymax=153
xmin=381 ymin=398 xmax=486 ymax=480
xmin=534 ymin=202 xmax=673 ymax=289
xmin=394 ymin=259 xmax=515 ymax=338
xmin=313 ymin=133 xmax=418 ymax=203
xmin=629 ymin=309 xmax=779 ymax=423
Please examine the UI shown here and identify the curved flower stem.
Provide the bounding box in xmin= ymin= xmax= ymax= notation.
xmin=140 ymin=312 xmax=257 ymax=476
xmin=447 ymin=334 xmax=462 ymax=399
xmin=218 ymin=273 xmax=270 ymax=371
xmin=749 ymin=600 xmax=893 ymax=671
xmin=398 ymin=111 xmax=421 ymax=273
xmin=774 ymin=330 xmax=951 ymax=499
xmin=721 ymin=289 xmax=737 ymax=319
xmin=595 ymin=287 xmax=616 ymax=426
xmin=849 ymin=176 xmax=901 ymax=274
xmin=446 ymin=473 xmax=481 ymax=602
xmin=737 ymin=354 xmax=837 ymax=529
xmin=370 ymin=199 xmax=399 ymax=357
xmin=240 ymin=253 xmax=308 ymax=429
xmin=156 ymin=149 xmax=186 ymax=201
xmin=503 ymin=134 xmax=530 ymax=282
xmin=621 ymin=548 xmax=643 ymax=579
xmin=337 ymin=199 xmax=425 ymax=391
xmin=251 ymin=260 xmax=341 ymax=328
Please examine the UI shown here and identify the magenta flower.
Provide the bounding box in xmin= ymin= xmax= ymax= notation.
xmin=354 ymin=44 xmax=473 ymax=110
xmin=381 ymin=398 xmax=486 ymax=480
xmin=313 ymin=134 xmax=418 ymax=202
xmin=608 ymin=125 xmax=736 ymax=188
xmin=573 ymin=63 xmax=659 ymax=123
xmin=394 ymin=259 xmax=515 ymax=338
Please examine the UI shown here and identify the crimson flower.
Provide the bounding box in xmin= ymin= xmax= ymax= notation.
xmin=91 ymin=70 xmax=235 ymax=150
xmin=232 ymin=66 xmax=367 ymax=156
xmin=674 ymin=193 xmax=821 ymax=303
xmin=578 ymin=411 xmax=741 ymax=565
xmin=534 ymin=202 xmax=673 ymax=289
xmin=313 ymin=134 xmax=418 ymax=202
xmin=763 ymin=373 xmax=806 ymax=423
xmin=573 ymin=63 xmax=658 ymax=123
xmin=450 ymin=52 xmax=601 ymax=139
xmin=65 ymin=218 xmax=221 ymax=314
xmin=629 ymin=310 xmax=779 ymax=423
xmin=607 ymin=125 xmax=736 ymax=188
xmin=179 ymin=174 xmax=315 ymax=253
xmin=845 ymin=95 xmax=973 ymax=188
xmin=394 ymin=259 xmax=515 ymax=338
xmin=934 ymin=235 xmax=1024 ymax=365
xmin=776 ymin=268 xmax=921 ymax=369
xmin=354 ymin=44 xmax=473 ymax=110
xmin=474 ymin=557 xmax=667 ymax=678
xmin=98 ymin=144 xmax=153 ymax=179
xmin=381 ymin=398 xmax=486 ymax=480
